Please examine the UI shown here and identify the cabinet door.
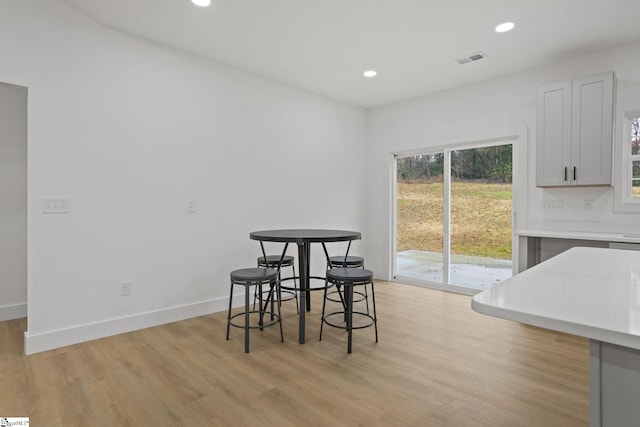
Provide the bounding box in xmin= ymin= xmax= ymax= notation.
xmin=571 ymin=71 xmax=614 ymax=186
xmin=536 ymin=81 xmax=572 ymax=186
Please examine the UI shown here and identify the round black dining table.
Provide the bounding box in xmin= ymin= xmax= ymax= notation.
xmin=250 ymin=229 xmax=361 ymax=343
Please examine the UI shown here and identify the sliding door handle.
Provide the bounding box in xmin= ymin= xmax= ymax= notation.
xmin=573 ymin=166 xmax=576 ymax=181
xmin=564 ymin=167 xmax=568 ymax=181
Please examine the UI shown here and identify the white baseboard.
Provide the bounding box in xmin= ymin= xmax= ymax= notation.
xmin=24 ymin=297 xmax=231 ymax=355
xmin=0 ymin=303 xmax=27 ymax=321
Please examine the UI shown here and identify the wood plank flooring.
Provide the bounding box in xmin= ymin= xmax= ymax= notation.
xmin=0 ymin=281 xmax=589 ymax=426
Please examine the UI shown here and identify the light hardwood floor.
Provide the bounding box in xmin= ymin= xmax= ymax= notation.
xmin=0 ymin=281 xmax=589 ymax=426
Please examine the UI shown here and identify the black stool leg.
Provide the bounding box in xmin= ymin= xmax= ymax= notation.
xmin=226 ymin=280 xmax=234 ymax=340
xmin=341 ymin=283 xmax=349 ymax=323
xmin=292 ymin=262 xmax=299 ymax=314
xmin=269 ymin=279 xmax=275 ymax=321
xmin=276 ymin=278 xmax=284 ymax=343
xmin=347 ymin=284 xmax=354 ymax=354
xmin=252 ymin=277 xmax=257 ymax=311
xmin=362 ymin=264 xmax=370 ymax=315
xmin=277 ymin=269 xmax=282 ymax=308
xmin=258 ymin=283 xmax=264 ymax=331
xmin=371 ymin=280 xmax=378 ymax=342
xmin=253 ymin=260 xmax=261 ymax=311
xmin=319 ymin=278 xmax=329 ymax=341
xmin=244 ymin=283 xmax=250 ymax=353
xmin=265 ymin=279 xmax=276 ymax=320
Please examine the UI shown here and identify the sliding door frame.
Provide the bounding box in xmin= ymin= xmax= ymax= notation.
xmin=391 ymin=129 xmax=527 ymax=294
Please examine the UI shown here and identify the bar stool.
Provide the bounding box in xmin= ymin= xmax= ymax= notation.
xmin=256 ymin=254 xmax=298 ymax=312
xmin=320 ymin=267 xmax=378 ymax=353
xmin=226 ymin=267 xmax=283 ymax=353
xmin=326 ymin=255 xmax=369 ymax=314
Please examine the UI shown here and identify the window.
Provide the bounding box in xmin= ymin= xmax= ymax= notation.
xmin=630 ymin=116 xmax=640 ymax=198
xmin=614 ymin=107 xmax=640 ymax=212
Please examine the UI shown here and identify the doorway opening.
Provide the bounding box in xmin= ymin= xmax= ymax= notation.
xmin=0 ymin=82 xmax=28 ymax=321
xmin=393 ymin=139 xmax=514 ymax=294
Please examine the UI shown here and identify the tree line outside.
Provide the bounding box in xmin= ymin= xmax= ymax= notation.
xmin=397 ymin=145 xmax=512 ymax=184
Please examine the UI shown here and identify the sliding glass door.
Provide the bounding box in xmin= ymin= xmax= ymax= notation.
xmin=395 ymin=154 xmax=445 ymax=283
xmin=394 ymin=142 xmax=513 ymax=293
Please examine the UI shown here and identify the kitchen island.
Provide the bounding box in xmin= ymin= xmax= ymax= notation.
xmin=472 ymin=247 xmax=640 ymax=427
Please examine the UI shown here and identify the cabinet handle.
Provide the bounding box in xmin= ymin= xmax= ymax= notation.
xmin=564 ymin=167 xmax=568 ymax=181
xmin=573 ymin=166 xmax=576 ymax=181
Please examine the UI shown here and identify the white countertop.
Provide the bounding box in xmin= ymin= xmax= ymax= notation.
xmin=517 ymin=229 xmax=640 ymax=243
xmin=472 ymin=247 xmax=640 ymax=350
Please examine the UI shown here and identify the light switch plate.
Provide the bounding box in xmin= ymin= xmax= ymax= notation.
xmin=120 ymin=281 xmax=132 ymax=296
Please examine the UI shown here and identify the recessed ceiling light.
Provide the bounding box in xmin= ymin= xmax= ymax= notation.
xmin=363 ymin=70 xmax=377 ymax=78
xmin=192 ymin=0 xmax=211 ymax=7
xmin=495 ymin=22 xmax=515 ymax=33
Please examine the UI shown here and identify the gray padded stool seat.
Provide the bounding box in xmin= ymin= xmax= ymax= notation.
xmin=329 ymin=255 xmax=364 ymax=268
xmin=226 ymin=267 xmax=283 ymax=353
xmin=258 ymin=255 xmax=295 ymax=266
xmin=320 ymin=267 xmax=378 ymax=354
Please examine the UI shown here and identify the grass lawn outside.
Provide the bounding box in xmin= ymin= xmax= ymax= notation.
xmin=396 ymin=180 xmax=512 ymax=260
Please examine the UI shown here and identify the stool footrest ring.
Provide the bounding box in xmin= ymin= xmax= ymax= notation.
xmin=322 ymin=311 xmax=375 ymax=330
xmin=258 ymin=288 xmax=297 ymax=301
xmin=325 ymin=289 xmax=367 ymax=304
xmin=228 ymin=311 xmax=281 ymax=330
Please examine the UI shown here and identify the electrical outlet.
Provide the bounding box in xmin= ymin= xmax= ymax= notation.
xmin=42 ymin=197 xmax=70 ymax=214
xmin=187 ymin=200 xmax=196 ymax=213
xmin=542 ymin=200 xmax=564 ymax=214
xmin=120 ymin=281 xmax=132 ymax=296
xmin=584 ymin=200 xmax=595 ymax=212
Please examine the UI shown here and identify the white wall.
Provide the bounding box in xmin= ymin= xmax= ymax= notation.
xmin=0 ymin=82 xmax=27 ymax=321
xmin=0 ymin=0 xmax=367 ymax=353
xmin=366 ymin=41 xmax=640 ymax=280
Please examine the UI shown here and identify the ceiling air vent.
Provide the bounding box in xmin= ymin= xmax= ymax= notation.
xmin=456 ymin=51 xmax=487 ymax=65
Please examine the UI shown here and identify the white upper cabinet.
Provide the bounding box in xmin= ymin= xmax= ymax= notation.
xmin=536 ymin=71 xmax=614 ymax=187
xmin=537 ymin=81 xmax=572 ymax=187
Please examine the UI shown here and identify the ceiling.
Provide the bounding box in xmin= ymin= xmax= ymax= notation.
xmin=64 ymin=0 xmax=640 ymax=108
